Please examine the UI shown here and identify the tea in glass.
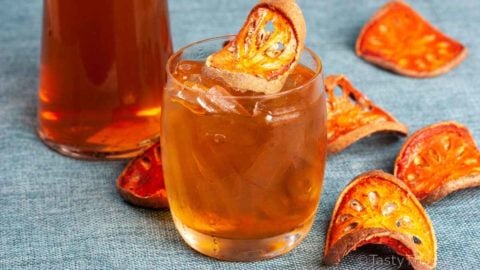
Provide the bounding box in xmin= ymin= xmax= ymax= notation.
xmin=161 ymin=37 xmax=327 ymax=261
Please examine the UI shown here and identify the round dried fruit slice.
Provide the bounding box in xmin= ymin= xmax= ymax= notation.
xmin=356 ymin=0 xmax=467 ymax=78
xmin=204 ymin=0 xmax=306 ymax=94
xmin=325 ymin=75 xmax=407 ymax=154
xmin=395 ymin=121 xmax=480 ymax=204
xmin=116 ymin=142 xmax=168 ymax=209
xmin=324 ymin=171 xmax=437 ymax=270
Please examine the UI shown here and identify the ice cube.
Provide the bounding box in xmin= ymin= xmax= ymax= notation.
xmin=265 ymin=107 xmax=301 ymax=126
xmin=168 ymin=84 xmax=208 ymax=115
xmin=182 ymin=85 xmax=249 ymax=116
xmin=203 ymin=86 xmax=250 ymax=115
xmin=243 ymin=123 xmax=305 ymax=190
xmin=191 ymin=137 xmax=244 ymax=218
xmin=169 ymin=81 xmax=249 ymax=116
xmin=177 ymin=62 xmax=192 ymax=72
xmin=253 ymin=100 xmax=302 ymax=126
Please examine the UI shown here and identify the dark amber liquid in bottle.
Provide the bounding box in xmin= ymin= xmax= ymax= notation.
xmin=38 ymin=0 xmax=172 ymax=159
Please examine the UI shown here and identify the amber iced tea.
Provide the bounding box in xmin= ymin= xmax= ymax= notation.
xmin=161 ymin=37 xmax=326 ymax=261
xmin=37 ymin=0 xmax=172 ymax=158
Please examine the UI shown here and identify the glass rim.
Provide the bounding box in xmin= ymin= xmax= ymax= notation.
xmin=166 ymin=35 xmax=323 ymax=100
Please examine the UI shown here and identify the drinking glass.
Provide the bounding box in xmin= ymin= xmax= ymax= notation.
xmin=37 ymin=0 xmax=172 ymax=159
xmin=161 ymin=36 xmax=327 ymax=261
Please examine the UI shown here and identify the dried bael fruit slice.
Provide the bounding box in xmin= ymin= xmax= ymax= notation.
xmin=204 ymin=0 xmax=306 ymax=94
xmin=356 ymin=0 xmax=467 ymax=78
xmin=325 ymin=75 xmax=407 ymax=153
xmin=395 ymin=121 xmax=480 ymax=204
xmin=117 ymin=142 xmax=168 ymax=209
xmin=324 ymin=171 xmax=437 ymax=270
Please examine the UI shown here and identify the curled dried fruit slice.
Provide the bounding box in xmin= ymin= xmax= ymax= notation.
xmin=356 ymin=0 xmax=467 ymax=77
xmin=324 ymin=171 xmax=437 ymax=270
xmin=325 ymin=75 xmax=407 ymax=153
xmin=204 ymin=0 xmax=306 ymax=94
xmin=116 ymin=142 xmax=168 ymax=209
xmin=395 ymin=121 xmax=480 ymax=204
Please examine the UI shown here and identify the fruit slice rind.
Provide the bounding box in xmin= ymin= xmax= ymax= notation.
xmin=117 ymin=184 xmax=168 ymax=209
xmin=324 ymin=170 xmax=436 ymax=270
xmin=325 ymin=228 xmax=432 ymax=270
xmin=328 ymin=121 xmax=409 ymax=154
xmin=395 ymin=121 xmax=480 ymax=204
xmin=421 ymin=174 xmax=480 ymax=205
xmin=116 ymin=143 xmax=169 ymax=209
xmin=356 ymin=0 xmax=467 ymax=78
xmin=204 ymin=0 xmax=306 ymax=94
xmin=325 ymin=75 xmax=408 ymax=154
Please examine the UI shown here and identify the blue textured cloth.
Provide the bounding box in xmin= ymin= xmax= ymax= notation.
xmin=1 ymin=0 xmax=479 ymax=269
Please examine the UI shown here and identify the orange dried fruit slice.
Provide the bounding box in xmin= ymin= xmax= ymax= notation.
xmin=394 ymin=121 xmax=480 ymax=204
xmin=325 ymin=75 xmax=408 ymax=153
xmin=204 ymin=0 xmax=306 ymax=94
xmin=324 ymin=170 xmax=437 ymax=270
xmin=356 ymin=0 xmax=467 ymax=78
xmin=116 ymin=142 xmax=168 ymax=209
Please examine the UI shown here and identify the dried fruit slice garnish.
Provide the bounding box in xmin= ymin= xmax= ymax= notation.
xmin=116 ymin=142 xmax=168 ymax=209
xmin=356 ymin=0 xmax=467 ymax=78
xmin=394 ymin=121 xmax=480 ymax=204
xmin=204 ymin=0 xmax=306 ymax=94
xmin=324 ymin=170 xmax=437 ymax=270
xmin=325 ymin=75 xmax=407 ymax=153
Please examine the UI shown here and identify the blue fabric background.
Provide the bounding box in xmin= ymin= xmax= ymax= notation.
xmin=1 ymin=0 xmax=479 ymax=269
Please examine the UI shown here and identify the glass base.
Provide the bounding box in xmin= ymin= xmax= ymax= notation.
xmin=38 ymin=129 xmax=158 ymax=160
xmin=172 ymin=213 xmax=315 ymax=261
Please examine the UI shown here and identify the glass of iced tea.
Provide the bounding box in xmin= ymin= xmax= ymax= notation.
xmin=37 ymin=0 xmax=172 ymax=159
xmin=161 ymin=36 xmax=327 ymax=261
